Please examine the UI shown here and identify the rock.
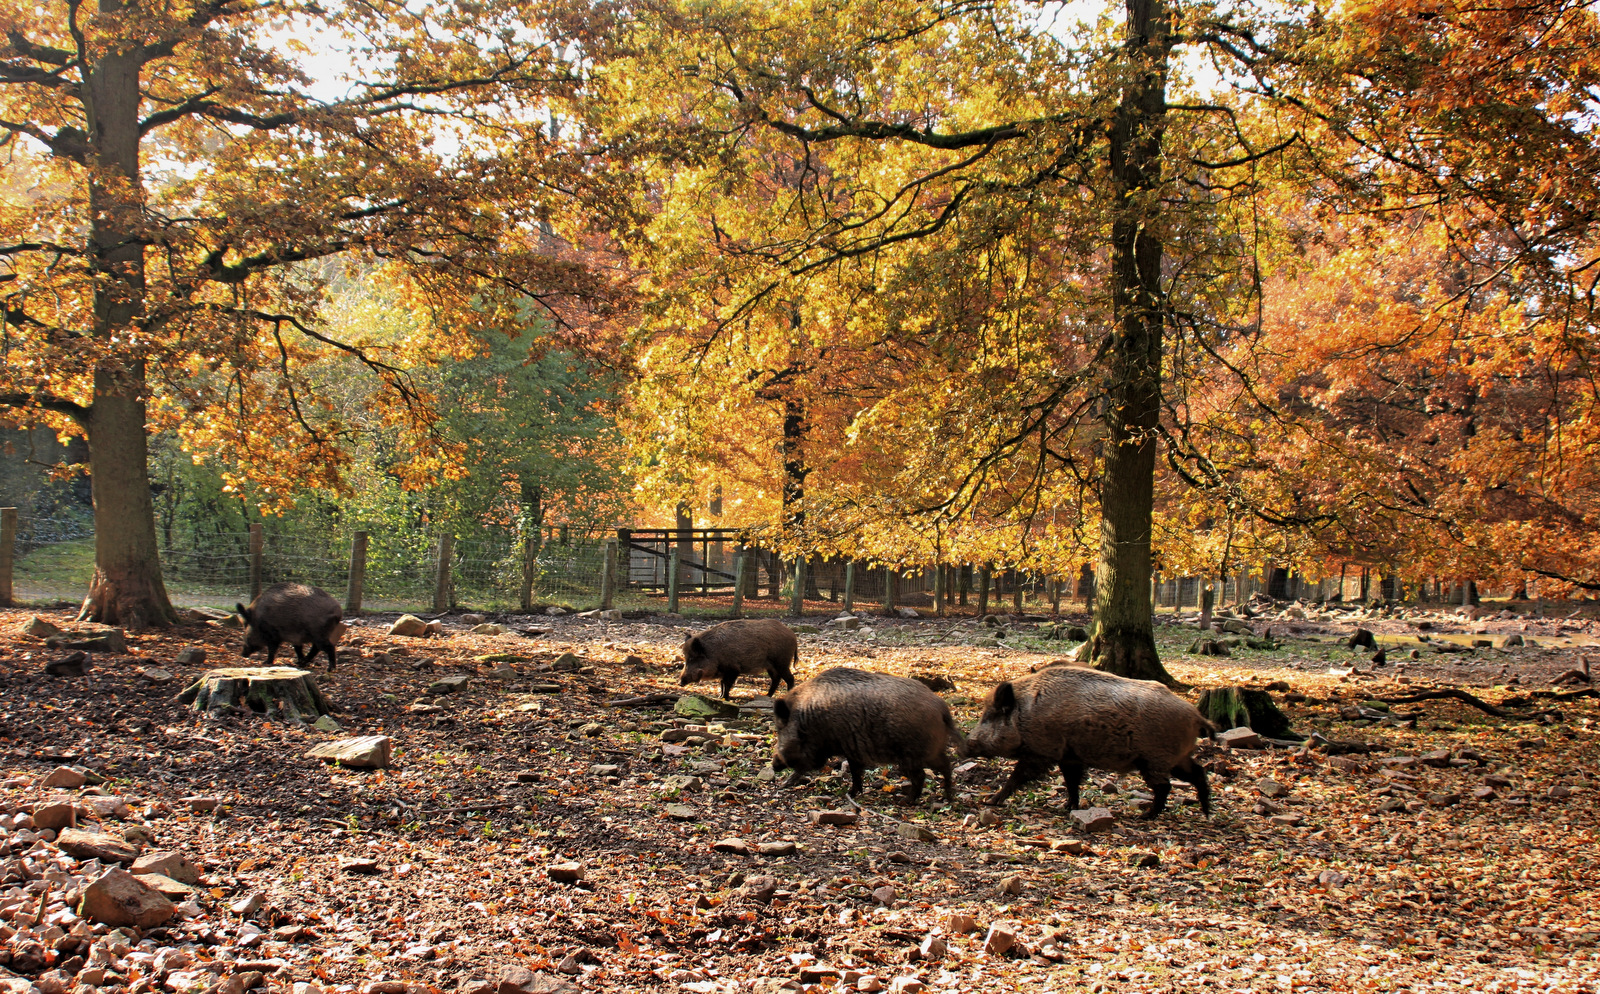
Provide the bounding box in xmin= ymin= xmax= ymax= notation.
xmin=1547 ymin=785 xmax=1573 ymax=800
xmin=1255 ymin=777 xmax=1290 ymax=798
xmin=184 ymin=795 xmax=222 ymax=812
xmin=306 ymin=735 xmax=393 ymax=768
xmin=1427 ymin=792 xmax=1462 ymax=807
xmin=134 ymin=872 xmax=196 ymax=897
xmin=1128 ymin=851 xmax=1161 ymax=868
xmin=41 ymin=765 xmax=87 ymax=788
xmin=460 ymin=614 xmax=487 ymax=625
xmin=811 ymin=809 xmax=859 ymax=826
xmin=1069 ymin=807 xmax=1115 ymax=833
xmin=919 ymin=935 xmax=948 ymax=960
xmin=46 ymin=628 xmax=125 ymax=653
xmin=57 ymin=827 xmax=138 ymax=863
xmin=31 ymin=799 xmax=80 ymax=830
xmin=424 ymin=619 xmax=444 ymax=636
xmin=26 ymin=616 xmax=63 ymax=638
xmin=80 ymin=868 xmax=176 ymax=927
xmin=44 ymin=652 xmax=88 ymax=677
xmin=1502 ymin=634 xmax=1525 ymax=647
xmin=175 ymin=647 xmax=207 ymax=666
xmin=871 ymin=885 xmax=896 ymax=905
xmin=829 ymin=617 xmax=862 ymax=631
xmin=712 ymin=837 xmax=754 ymax=855
xmin=232 ymin=892 xmax=265 ymax=915
xmin=1050 ymin=838 xmax=1087 ymax=855
xmin=759 ymin=841 xmax=797 ymax=856
xmin=1268 ymin=814 xmax=1303 ymax=827
xmin=1317 ymin=870 xmax=1348 ymax=887
xmin=1346 ymin=628 xmax=1377 ymax=650
xmin=996 ymin=875 xmax=1023 ymax=895
xmin=551 ymin=652 xmax=583 ymax=671
xmin=896 ymin=822 xmax=936 ymax=842
xmin=675 ymin=694 xmax=740 ymax=720
xmin=790 ymin=624 xmax=821 ymax=634
xmin=945 ymin=912 xmax=979 ymax=934
xmin=1216 ymin=726 xmax=1262 ymax=749
xmin=140 ymin=667 xmax=176 ymax=684
xmin=312 ymin=714 xmax=342 ymax=733
xmin=662 ymin=774 xmax=703 ymax=793
xmin=983 ymin=923 xmax=1016 ymax=956
xmin=976 ymin=808 xmax=1001 ymax=828
xmin=1220 ymin=618 xmax=1253 ymax=635
xmin=132 ymin=850 xmax=201 ymax=884
xmin=545 ymin=606 xmax=568 ymax=616
xmin=389 ymin=615 xmax=430 ymax=637
xmin=497 ymin=965 xmax=575 ymax=994
xmin=741 ymin=875 xmax=778 ymax=903
xmin=663 ymin=804 xmax=699 ymax=821
xmin=339 ymin=857 xmax=381 ymax=875
xmin=888 ymin=978 xmax=926 ymax=994
xmin=1472 ymin=786 xmax=1498 ymax=801
xmin=897 ymin=607 xmax=920 ymax=618
xmin=428 ymin=674 xmax=471 ymax=695
xmin=1421 ymin=748 xmax=1453 ymax=768
xmin=546 ymin=862 xmax=585 ymax=884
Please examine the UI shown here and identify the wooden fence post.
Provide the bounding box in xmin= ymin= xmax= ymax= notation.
xmin=978 ymin=565 xmax=990 ymax=616
xmin=520 ymin=531 xmax=540 ymax=611
xmin=600 ymin=538 xmax=617 ymax=610
xmin=248 ymin=522 xmax=263 ymax=599
xmin=732 ymin=549 xmax=746 ymax=618
xmin=667 ymin=547 xmax=680 ymax=614
xmin=842 ymin=561 xmax=855 ymax=615
xmin=433 ymin=533 xmax=454 ymax=612
xmin=0 ymin=507 xmax=15 ymax=608
xmin=345 ymin=531 xmax=368 ymax=616
xmin=789 ymin=556 xmax=805 ymax=617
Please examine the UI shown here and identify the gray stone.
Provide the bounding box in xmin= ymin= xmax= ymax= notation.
xmin=896 ymin=822 xmax=936 ymax=842
xmin=663 ymin=804 xmax=699 ymax=821
xmin=983 ymin=924 xmax=1016 ymax=956
xmin=175 ymin=647 xmax=207 ymax=666
xmin=132 ymin=850 xmax=201 ymax=884
xmin=758 ymin=841 xmax=797 ymax=856
xmin=811 ymin=809 xmax=859 ymax=826
xmin=741 ymin=874 xmax=778 ymax=903
xmin=141 ymin=667 xmax=176 ymax=684
xmin=1070 ymin=807 xmax=1115 ymax=833
xmin=41 ymin=765 xmax=86 ymax=788
xmin=388 ymin=615 xmax=430 ymax=638
xmin=80 ymin=868 xmax=176 ymax=927
xmin=57 ymin=828 xmax=138 ymax=864
xmin=428 ymin=674 xmax=471 ymax=695
xmin=306 ymin=735 xmax=393 ymax=769
xmin=312 ymin=714 xmax=342 ymax=733
xmin=1216 ymin=726 xmax=1262 ymax=749
xmin=26 ymin=616 xmax=63 ymax=638
xmin=1255 ymin=777 xmax=1290 ymax=799
xmin=44 ymin=652 xmax=88 ymax=677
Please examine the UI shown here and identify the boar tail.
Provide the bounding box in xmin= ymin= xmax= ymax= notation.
xmin=944 ymin=710 xmax=968 ymax=758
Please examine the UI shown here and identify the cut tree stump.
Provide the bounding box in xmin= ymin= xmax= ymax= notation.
xmin=1197 ymin=686 xmax=1300 ymax=740
xmin=177 ymin=667 xmax=331 ymax=721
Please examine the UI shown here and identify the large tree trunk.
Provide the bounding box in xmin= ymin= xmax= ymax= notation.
xmin=79 ymin=32 xmax=175 ymax=628
xmin=1088 ymin=0 xmax=1176 ymax=686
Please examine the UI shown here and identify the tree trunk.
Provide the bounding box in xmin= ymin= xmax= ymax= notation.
xmin=1088 ymin=0 xmax=1175 ymax=686
xmin=79 ymin=37 xmax=175 ymax=628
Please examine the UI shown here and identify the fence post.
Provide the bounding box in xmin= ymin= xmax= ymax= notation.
xmin=842 ymin=561 xmax=855 ymax=615
xmin=432 ymin=534 xmax=454 ymax=612
xmin=248 ymin=522 xmax=263 ymax=599
xmin=667 ymin=547 xmax=680 ymax=614
xmin=884 ymin=567 xmax=898 ymax=615
xmin=520 ymin=530 xmax=540 ymax=611
xmin=600 ymin=538 xmax=617 ymax=610
xmin=732 ymin=548 xmax=746 ymax=618
xmin=345 ymin=531 xmax=368 ymax=616
xmin=789 ymin=556 xmax=805 ymax=617
xmin=978 ymin=565 xmax=990 ymax=616
xmin=0 ymin=507 xmax=15 ymax=608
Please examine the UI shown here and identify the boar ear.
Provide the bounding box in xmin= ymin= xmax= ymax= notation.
xmin=685 ymin=635 xmax=701 ymax=655
xmin=236 ymin=603 xmax=252 ymax=624
xmin=992 ymin=682 xmax=1016 ymax=712
xmin=773 ymin=698 xmax=791 ymax=723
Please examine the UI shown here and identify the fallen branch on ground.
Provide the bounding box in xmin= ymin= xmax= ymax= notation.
xmin=1374 ymin=688 xmax=1559 ymax=720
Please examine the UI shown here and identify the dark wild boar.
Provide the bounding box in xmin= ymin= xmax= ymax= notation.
xmin=679 ymin=618 xmax=798 ymax=699
xmin=237 ymin=582 xmax=344 ymax=671
xmin=771 ymin=667 xmax=963 ymax=803
xmin=966 ymin=665 xmax=1212 ymax=819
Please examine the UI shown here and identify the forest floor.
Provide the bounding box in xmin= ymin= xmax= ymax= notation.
xmin=1 ymin=601 xmax=1597 ymax=994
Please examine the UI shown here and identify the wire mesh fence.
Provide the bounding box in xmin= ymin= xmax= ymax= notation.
xmin=5 ymin=514 xmax=614 ymax=612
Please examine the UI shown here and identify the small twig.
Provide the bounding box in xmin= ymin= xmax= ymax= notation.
xmin=417 ymin=801 xmax=518 ymax=816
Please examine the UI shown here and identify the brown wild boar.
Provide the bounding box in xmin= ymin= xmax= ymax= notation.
xmin=966 ymin=665 xmax=1212 ymax=819
xmin=237 ymin=582 xmax=344 ymax=671
xmin=679 ymin=618 xmax=798 ymax=699
xmin=771 ymin=667 xmax=963 ymax=803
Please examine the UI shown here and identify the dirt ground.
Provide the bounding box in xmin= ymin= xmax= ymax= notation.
xmin=1 ymin=601 xmax=1596 ymax=994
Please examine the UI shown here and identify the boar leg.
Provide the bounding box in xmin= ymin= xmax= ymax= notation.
xmin=933 ymin=754 xmax=956 ymax=802
xmin=263 ymin=642 xmax=280 ymax=667
xmin=984 ymin=755 xmax=1053 ymax=806
xmin=1135 ymin=760 xmax=1172 ymax=818
xmin=901 ymin=767 xmax=926 ymax=805
xmin=1059 ymin=760 xmax=1085 ymax=811
xmin=1172 ymin=757 xmax=1211 ymax=816
xmin=720 ymin=672 xmax=737 ymax=699
xmin=315 ymin=640 xmax=337 ymax=671
xmin=766 ymin=670 xmax=782 ymax=695
xmin=846 ymin=759 xmax=866 ymax=798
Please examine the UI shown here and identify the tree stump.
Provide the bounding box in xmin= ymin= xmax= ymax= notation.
xmin=1197 ymin=686 xmax=1299 ymax=740
xmin=177 ymin=667 xmax=331 ymax=721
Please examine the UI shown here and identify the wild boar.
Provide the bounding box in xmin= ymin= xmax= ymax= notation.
xmin=679 ymin=618 xmax=798 ymax=699
xmin=237 ymin=582 xmax=344 ymax=671
xmin=771 ymin=667 xmax=963 ymax=803
xmin=966 ymin=665 xmax=1212 ymax=818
